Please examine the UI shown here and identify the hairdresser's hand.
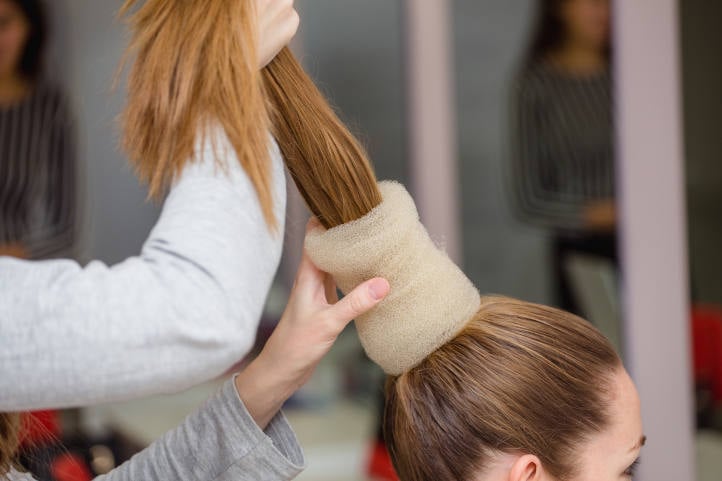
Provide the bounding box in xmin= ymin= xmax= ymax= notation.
xmin=236 ymin=247 xmax=390 ymax=429
xmin=256 ymin=0 xmax=300 ymax=68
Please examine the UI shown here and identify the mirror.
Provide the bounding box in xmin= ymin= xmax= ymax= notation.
xmin=680 ymin=1 xmax=722 ymax=479
xmin=455 ymin=0 xmax=622 ymax=353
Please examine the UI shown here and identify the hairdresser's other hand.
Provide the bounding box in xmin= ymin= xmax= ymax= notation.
xmin=255 ymin=0 xmax=299 ymax=68
xmin=235 ymin=249 xmax=390 ymax=429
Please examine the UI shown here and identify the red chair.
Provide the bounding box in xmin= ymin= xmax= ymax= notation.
xmin=691 ymin=305 xmax=722 ymax=407
xmin=367 ymin=439 xmax=399 ymax=481
xmin=20 ymin=410 xmax=61 ymax=448
xmin=51 ymin=454 xmax=93 ymax=481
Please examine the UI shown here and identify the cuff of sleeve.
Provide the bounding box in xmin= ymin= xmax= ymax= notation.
xmin=217 ymin=375 xmax=305 ymax=479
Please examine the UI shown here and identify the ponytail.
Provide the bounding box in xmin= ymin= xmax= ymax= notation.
xmin=263 ymin=48 xmax=382 ymax=228
xmin=120 ymin=0 xmax=382 ymax=231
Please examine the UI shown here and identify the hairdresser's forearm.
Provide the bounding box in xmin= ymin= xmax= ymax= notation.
xmin=96 ymin=377 xmax=304 ymax=481
xmin=0 ymin=131 xmax=286 ymax=410
xmin=234 ymin=356 xmax=293 ymax=430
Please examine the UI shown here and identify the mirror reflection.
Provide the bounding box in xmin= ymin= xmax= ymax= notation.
xmin=681 ymin=1 xmax=722 ymax=480
xmin=457 ymin=0 xmax=621 ymax=352
xmin=0 ymin=1 xmax=712 ymax=481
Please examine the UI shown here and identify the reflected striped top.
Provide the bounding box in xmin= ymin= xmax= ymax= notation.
xmin=0 ymin=82 xmax=76 ymax=258
xmin=509 ymin=63 xmax=614 ymax=232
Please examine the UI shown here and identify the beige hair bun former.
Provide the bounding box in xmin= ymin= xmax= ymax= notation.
xmin=305 ymin=181 xmax=481 ymax=375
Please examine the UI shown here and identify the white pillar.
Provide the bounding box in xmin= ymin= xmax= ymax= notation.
xmin=614 ymin=1 xmax=695 ymax=480
xmin=404 ymin=0 xmax=462 ymax=262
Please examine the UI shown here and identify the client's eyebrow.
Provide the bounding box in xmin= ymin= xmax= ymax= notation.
xmin=629 ymin=435 xmax=647 ymax=452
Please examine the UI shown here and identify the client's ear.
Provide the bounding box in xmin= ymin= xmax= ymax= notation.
xmin=508 ymin=454 xmax=546 ymax=481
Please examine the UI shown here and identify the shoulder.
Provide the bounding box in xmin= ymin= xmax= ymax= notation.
xmin=512 ymin=64 xmax=547 ymax=108
xmin=32 ymin=81 xmax=65 ymax=106
xmin=31 ymin=81 xmax=72 ymax=121
xmin=189 ymin=124 xmax=286 ymax=210
xmin=513 ymin=62 xmax=555 ymax=100
xmin=196 ymin=124 xmax=285 ymax=180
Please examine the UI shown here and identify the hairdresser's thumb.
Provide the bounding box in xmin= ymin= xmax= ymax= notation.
xmin=329 ymin=278 xmax=390 ymax=329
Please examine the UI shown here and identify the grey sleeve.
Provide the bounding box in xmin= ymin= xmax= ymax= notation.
xmin=98 ymin=377 xmax=305 ymax=481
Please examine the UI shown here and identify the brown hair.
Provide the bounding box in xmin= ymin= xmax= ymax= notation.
xmin=120 ymin=0 xmax=381 ymax=230
xmin=0 ymin=414 xmax=19 ymax=477
xmin=0 ymin=2 xmax=622 ymax=479
xmin=384 ymin=296 xmax=622 ymax=481
xmin=0 ymin=1 xmax=384 ymax=474
xmin=117 ymin=6 xmax=623 ymax=480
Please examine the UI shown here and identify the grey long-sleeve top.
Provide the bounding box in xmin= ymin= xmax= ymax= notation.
xmin=0 ymin=126 xmax=286 ymax=410
xmin=7 ymin=377 xmax=306 ymax=480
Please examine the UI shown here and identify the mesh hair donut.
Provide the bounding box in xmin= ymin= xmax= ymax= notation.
xmin=305 ymin=181 xmax=480 ymax=375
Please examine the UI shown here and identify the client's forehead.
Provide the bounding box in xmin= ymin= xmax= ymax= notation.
xmin=562 ymin=368 xmax=643 ymax=481
xmin=581 ymin=369 xmax=644 ymax=460
xmin=611 ymin=369 xmax=643 ymax=437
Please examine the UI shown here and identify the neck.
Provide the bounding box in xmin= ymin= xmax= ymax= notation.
xmin=0 ymin=73 xmax=30 ymax=105
xmin=551 ymin=42 xmax=606 ymax=75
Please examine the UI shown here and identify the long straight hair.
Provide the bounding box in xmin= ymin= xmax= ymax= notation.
xmin=119 ymin=0 xmax=382 ymax=230
xmin=1 ymin=2 xmax=384 ymax=476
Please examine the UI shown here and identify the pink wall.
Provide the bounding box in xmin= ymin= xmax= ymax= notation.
xmin=614 ymin=1 xmax=695 ymax=479
xmin=404 ymin=0 xmax=462 ymax=262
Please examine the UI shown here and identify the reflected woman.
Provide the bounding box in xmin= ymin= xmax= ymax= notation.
xmin=0 ymin=0 xmax=76 ymax=260
xmin=0 ymin=0 xmax=77 ymax=469
xmin=509 ymin=0 xmax=615 ymax=315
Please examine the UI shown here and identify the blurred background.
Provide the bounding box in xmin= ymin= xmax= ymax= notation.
xmin=1 ymin=0 xmax=720 ymax=480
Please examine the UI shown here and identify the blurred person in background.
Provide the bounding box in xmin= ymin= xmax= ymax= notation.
xmin=509 ymin=0 xmax=615 ymax=315
xmin=0 ymin=1 xmax=76 ymax=477
xmin=0 ymin=0 xmax=76 ymax=260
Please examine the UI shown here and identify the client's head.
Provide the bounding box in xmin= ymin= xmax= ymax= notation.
xmin=384 ymin=296 xmax=643 ymax=481
xmin=304 ymin=183 xmax=644 ymax=481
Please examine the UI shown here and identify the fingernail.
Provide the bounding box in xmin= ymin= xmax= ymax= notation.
xmin=369 ymin=278 xmax=390 ymax=301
